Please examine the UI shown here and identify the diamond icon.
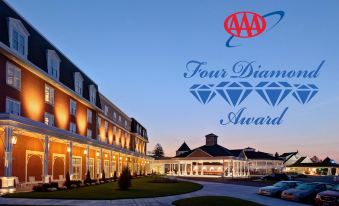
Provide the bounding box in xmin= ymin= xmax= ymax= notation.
xmin=255 ymin=82 xmax=292 ymax=106
xmin=215 ymin=82 xmax=252 ymax=107
xmin=190 ymin=84 xmax=216 ymax=104
xmin=292 ymin=84 xmax=318 ymax=104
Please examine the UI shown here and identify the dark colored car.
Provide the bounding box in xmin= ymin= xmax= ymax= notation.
xmin=261 ymin=173 xmax=290 ymax=181
xmin=281 ymin=182 xmax=334 ymax=203
xmin=258 ymin=181 xmax=301 ymax=197
xmin=315 ymin=184 xmax=339 ymax=206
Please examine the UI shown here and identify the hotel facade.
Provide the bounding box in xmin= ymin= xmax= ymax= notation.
xmin=0 ymin=1 xmax=151 ymax=193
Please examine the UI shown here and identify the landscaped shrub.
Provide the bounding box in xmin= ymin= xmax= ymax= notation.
xmin=64 ymin=171 xmax=71 ymax=188
xmin=32 ymin=182 xmax=59 ymax=192
xmin=113 ymin=171 xmax=117 ymax=182
xmin=84 ymin=170 xmax=92 ymax=185
xmin=118 ymin=167 xmax=132 ymax=190
xmin=102 ymin=169 xmax=106 ymax=182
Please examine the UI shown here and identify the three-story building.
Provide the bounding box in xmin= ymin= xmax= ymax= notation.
xmin=0 ymin=1 xmax=151 ymax=193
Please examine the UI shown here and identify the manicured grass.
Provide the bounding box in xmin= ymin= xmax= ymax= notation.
xmin=4 ymin=176 xmax=202 ymax=200
xmin=172 ymin=196 xmax=264 ymax=206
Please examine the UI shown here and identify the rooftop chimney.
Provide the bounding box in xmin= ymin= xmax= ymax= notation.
xmin=205 ymin=133 xmax=218 ymax=146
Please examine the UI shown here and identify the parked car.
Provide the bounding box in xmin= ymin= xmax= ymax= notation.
xmin=258 ymin=181 xmax=301 ymax=197
xmin=315 ymin=184 xmax=339 ymax=206
xmin=261 ymin=173 xmax=290 ymax=181
xmin=281 ymin=182 xmax=334 ymax=203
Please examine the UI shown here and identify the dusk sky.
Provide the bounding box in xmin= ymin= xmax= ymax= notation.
xmin=8 ymin=0 xmax=339 ymax=161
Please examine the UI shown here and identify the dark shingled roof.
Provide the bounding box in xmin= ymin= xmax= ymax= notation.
xmin=279 ymin=152 xmax=298 ymax=158
xmin=230 ymin=149 xmax=243 ymax=157
xmin=176 ymin=144 xmax=235 ymax=158
xmin=177 ymin=142 xmax=190 ymax=152
xmin=288 ymin=157 xmax=339 ymax=168
xmin=244 ymin=151 xmax=282 ymax=160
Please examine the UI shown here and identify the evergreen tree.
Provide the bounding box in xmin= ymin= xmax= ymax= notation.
xmin=102 ymin=169 xmax=106 ymax=181
xmin=118 ymin=167 xmax=132 ymax=190
xmin=152 ymin=143 xmax=164 ymax=157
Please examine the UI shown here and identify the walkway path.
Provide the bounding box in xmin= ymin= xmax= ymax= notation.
xmin=0 ymin=179 xmax=307 ymax=206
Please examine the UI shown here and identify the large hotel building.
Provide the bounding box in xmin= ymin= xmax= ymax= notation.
xmin=0 ymin=1 xmax=150 ymax=193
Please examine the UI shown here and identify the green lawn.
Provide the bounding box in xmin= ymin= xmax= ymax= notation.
xmin=172 ymin=196 xmax=264 ymax=206
xmin=4 ymin=176 xmax=202 ymax=200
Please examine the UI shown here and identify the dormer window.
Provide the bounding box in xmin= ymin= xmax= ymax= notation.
xmin=104 ymin=105 xmax=109 ymax=116
xmin=74 ymin=72 xmax=83 ymax=95
xmin=8 ymin=18 xmax=30 ymax=58
xmin=47 ymin=50 xmax=61 ymax=80
xmin=89 ymin=84 xmax=96 ymax=104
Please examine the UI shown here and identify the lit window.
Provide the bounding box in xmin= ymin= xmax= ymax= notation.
xmin=87 ymin=129 xmax=92 ymax=138
xmin=87 ymin=109 xmax=92 ymax=123
xmin=74 ymin=72 xmax=83 ymax=95
xmin=69 ymin=122 xmax=76 ymax=133
xmin=97 ymin=117 xmax=101 ymax=128
xmin=45 ymin=84 xmax=55 ymax=105
xmin=47 ymin=50 xmax=60 ymax=80
xmin=104 ymin=121 xmax=108 ymax=133
xmin=72 ymin=157 xmax=82 ymax=180
xmin=44 ymin=112 xmax=54 ymax=126
xmin=104 ymin=160 xmax=109 ymax=176
xmin=70 ymin=99 xmax=76 ymax=116
xmin=8 ymin=18 xmax=29 ymax=57
xmin=6 ymin=97 xmax=20 ymax=115
xmin=89 ymin=85 xmax=96 ymax=104
xmin=6 ymin=62 xmax=21 ymax=90
xmin=104 ymin=105 xmax=109 ymax=116
xmin=96 ymin=159 xmax=101 ymax=176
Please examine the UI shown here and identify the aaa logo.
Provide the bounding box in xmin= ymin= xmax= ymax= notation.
xmin=224 ymin=11 xmax=285 ymax=47
xmin=224 ymin=12 xmax=266 ymax=38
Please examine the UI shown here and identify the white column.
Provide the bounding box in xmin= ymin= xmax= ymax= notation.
xmin=247 ymin=161 xmax=250 ymax=176
xmin=43 ymin=135 xmax=49 ymax=182
xmin=178 ymin=162 xmax=181 ymax=175
xmin=4 ymin=127 xmax=13 ymax=177
xmin=109 ymin=151 xmax=112 ymax=177
xmin=100 ymin=148 xmax=103 ymax=177
xmin=201 ymin=162 xmax=204 ymax=175
xmin=227 ymin=161 xmax=230 ymax=176
xmin=69 ymin=141 xmax=73 ymax=178
xmin=190 ymin=162 xmax=193 ymax=175
xmin=86 ymin=145 xmax=90 ymax=172
xmin=117 ymin=153 xmax=121 ymax=175
xmin=222 ymin=159 xmax=225 ymax=177
xmin=184 ymin=162 xmax=187 ymax=175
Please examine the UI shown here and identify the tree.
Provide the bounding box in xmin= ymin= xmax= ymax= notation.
xmin=152 ymin=143 xmax=164 ymax=157
xmin=275 ymin=152 xmax=279 ymax=157
xmin=113 ymin=171 xmax=117 ymax=182
xmin=102 ymin=169 xmax=106 ymax=182
xmin=118 ymin=167 xmax=132 ymax=190
xmin=64 ymin=171 xmax=71 ymax=188
xmin=85 ymin=170 xmax=92 ymax=184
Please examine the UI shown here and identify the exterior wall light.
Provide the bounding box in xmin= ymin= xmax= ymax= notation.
xmin=104 ymin=154 xmax=108 ymax=158
xmin=67 ymin=147 xmax=71 ymax=152
xmin=96 ymin=152 xmax=100 ymax=157
xmin=84 ymin=150 xmax=88 ymax=155
xmin=11 ymin=136 xmax=17 ymax=145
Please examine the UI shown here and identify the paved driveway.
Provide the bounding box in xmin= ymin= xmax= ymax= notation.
xmin=0 ymin=179 xmax=307 ymax=206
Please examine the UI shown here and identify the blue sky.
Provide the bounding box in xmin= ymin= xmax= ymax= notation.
xmin=8 ymin=0 xmax=339 ymax=160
